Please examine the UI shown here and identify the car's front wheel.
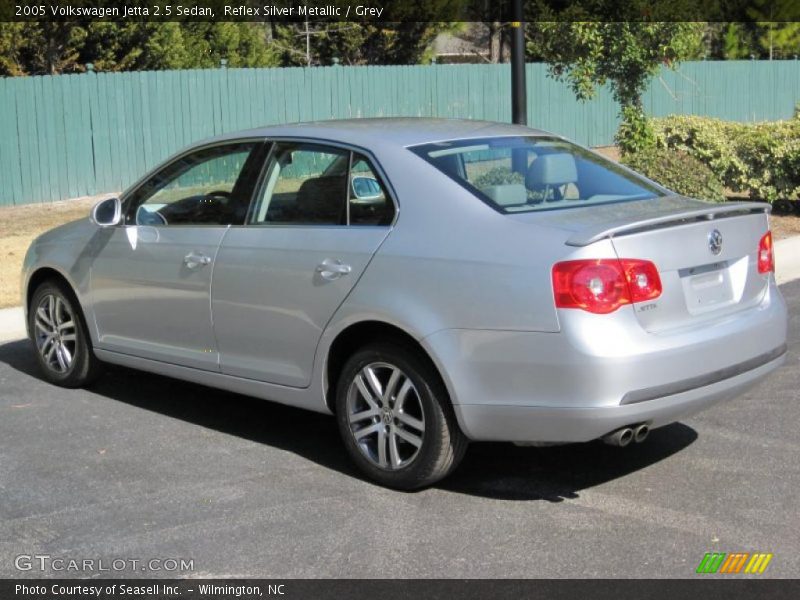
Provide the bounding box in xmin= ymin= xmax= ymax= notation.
xmin=29 ymin=280 xmax=102 ymax=388
xmin=335 ymin=342 xmax=467 ymax=490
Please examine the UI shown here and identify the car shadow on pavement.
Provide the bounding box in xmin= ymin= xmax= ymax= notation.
xmin=440 ymin=423 xmax=697 ymax=501
xmin=0 ymin=339 xmax=697 ymax=502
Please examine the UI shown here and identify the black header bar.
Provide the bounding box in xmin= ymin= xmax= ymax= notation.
xmin=3 ymin=0 xmax=800 ymax=23
xmin=3 ymin=579 xmax=800 ymax=600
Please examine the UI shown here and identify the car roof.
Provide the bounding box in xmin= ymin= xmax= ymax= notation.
xmin=207 ymin=117 xmax=553 ymax=150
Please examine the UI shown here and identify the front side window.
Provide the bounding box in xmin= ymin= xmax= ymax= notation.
xmin=410 ymin=136 xmax=664 ymax=214
xmin=126 ymin=142 xmax=259 ymax=226
xmin=249 ymin=143 xmax=395 ymax=226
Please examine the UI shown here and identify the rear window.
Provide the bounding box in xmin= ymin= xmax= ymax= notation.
xmin=410 ymin=136 xmax=664 ymax=213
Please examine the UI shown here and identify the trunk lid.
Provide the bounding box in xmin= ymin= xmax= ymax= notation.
xmin=512 ymin=196 xmax=772 ymax=332
xmin=609 ymin=209 xmax=770 ymax=332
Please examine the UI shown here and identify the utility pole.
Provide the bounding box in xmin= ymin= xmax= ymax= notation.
xmin=510 ymin=0 xmax=527 ymax=125
xmin=510 ymin=0 xmax=528 ymax=176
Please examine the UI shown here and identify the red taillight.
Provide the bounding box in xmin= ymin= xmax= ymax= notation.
xmin=552 ymin=260 xmax=628 ymax=314
xmin=621 ymin=259 xmax=662 ymax=303
xmin=552 ymin=258 xmax=662 ymax=314
xmin=758 ymin=231 xmax=774 ymax=274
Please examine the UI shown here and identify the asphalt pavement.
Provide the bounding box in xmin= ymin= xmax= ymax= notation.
xmin=0 ymin=281 xmax=798 ymax=579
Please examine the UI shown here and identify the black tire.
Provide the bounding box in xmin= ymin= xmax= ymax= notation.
xmin=28 ymin=280 xmax=103 ymax=388
xmin=335 ymin=341 xmax=468 ymax=490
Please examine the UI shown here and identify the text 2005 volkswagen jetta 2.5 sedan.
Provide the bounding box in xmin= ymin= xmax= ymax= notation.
xmin=23 ymin=118 xmax=788 ymax=489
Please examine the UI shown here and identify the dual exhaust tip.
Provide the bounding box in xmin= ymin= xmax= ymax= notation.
xmin=602 ymin=423 xmax=650 ymax=447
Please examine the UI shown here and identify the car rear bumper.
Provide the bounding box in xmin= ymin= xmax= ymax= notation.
xmin=423 ymin=281 xmax=788 ymax=443
xmin=452 ymin=351 xmax=785 ymax=442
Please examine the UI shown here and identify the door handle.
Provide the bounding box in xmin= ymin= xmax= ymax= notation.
xmin=316 ymin=258 xmax=352 ymax=281
xmin=184 ymin=252 xmax=212 ymax=269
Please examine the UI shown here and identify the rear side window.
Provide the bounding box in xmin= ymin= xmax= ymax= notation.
xmin=250 ymin=143 xmax=349 ymax=225
xmin=349 ymin=153 xmax=394 ymax=226
xmin=249 ymin=143 xmax=395 ymax=226
xmin=410 ymin=136 xmax=664 ymax=213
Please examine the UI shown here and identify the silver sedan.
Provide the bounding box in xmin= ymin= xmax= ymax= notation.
xmin=22 ymin=118 xmax=788 ymax=489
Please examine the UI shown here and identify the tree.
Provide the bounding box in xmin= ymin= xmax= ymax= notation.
xmin=20 ymin=23 xmax=88 ymax=74
xmin=80 ymin=23 xmax=190 ymax=72
xmin=756 ymin=22 xmax=800 ymax=60
xmin=267 ymin=22 xmax=457 ymax=67
xmin=180 ymin=23 xmax=279 ymax=68
xmin=0 ymin=22 xmax=279 ymax=75
xmin=0 ymin=23 xmax=26 ymax=76
xmin=140 ymin=23 xmax=192 ymax=69
xmin=265 ymin=0 xmax=462 ymax=67
xmin=722 ymin=23 xmax=755 ymax=59
xmin=748 ymin=0 xmax=800 ymax=59
xmin=466 ymin=1 xmax=512 ymax=63
xmin=526 ymin=21 xmax=703 ymax=154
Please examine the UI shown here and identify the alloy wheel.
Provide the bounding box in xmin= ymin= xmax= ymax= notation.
xmin=33 ymin=294 xmax=77 ymax=373
xmin=345 ymin=362 xmax=426 ymax=470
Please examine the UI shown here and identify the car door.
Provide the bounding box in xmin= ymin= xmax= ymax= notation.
xmin=89 ymin=141 xmax=266 ymax=370
xmin=212 ymin=142 xmax=396 ymax=387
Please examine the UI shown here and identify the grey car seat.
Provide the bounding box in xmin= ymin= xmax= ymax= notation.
xmin=526 ymin=153 xmax=579 ymax=202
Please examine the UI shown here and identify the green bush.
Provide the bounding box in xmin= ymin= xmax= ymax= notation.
xmin=615 ymin=105 xmax=656 ymax=156
xmin=472 ymin=167 xmax=552 ymax=203
xmin=732 ymin=120 xmax=800 ymax=203
xmin=646 ymin=114 xmax=800 ymax=203
xmin=472 ymin=166 xmax=524 ymax=188
xmin=622 ymin=148 xmax=727 ymax=202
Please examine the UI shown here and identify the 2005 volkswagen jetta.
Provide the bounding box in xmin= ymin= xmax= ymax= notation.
xmin=22 ymin=118 xmax=788 ymax=489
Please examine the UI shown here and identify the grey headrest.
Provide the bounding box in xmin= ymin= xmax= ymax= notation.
xmin=481 ymin=184 xmax=527 ymax=207
xmin=526 ymin=154 xmax=578 ymax=188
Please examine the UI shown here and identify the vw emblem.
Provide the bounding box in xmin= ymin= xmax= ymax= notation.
xmin=708 ymin=229 xmax=723 ymax=255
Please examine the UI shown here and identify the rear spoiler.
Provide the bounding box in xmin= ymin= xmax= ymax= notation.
xmin=566 ymin=202 xmax=770 ymax=247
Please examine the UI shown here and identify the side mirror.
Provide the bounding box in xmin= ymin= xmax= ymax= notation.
xmin=351 ymin=176 xmax=383 ymax=201
xmin=90 ymin=197 xmax=122 ymax=227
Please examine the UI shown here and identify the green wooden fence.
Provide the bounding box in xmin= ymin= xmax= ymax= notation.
xmin=1 ymin=60 xmax=799 ymax=207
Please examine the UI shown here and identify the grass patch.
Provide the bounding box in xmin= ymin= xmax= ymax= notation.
xmin=0 ymin=195 xmax=115 ymax=309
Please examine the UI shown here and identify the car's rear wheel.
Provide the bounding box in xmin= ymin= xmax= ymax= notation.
xmin=335 ymin=342 xmax=467 ymax=490
xmin=29 ymin=280 xmax=102 ymax=388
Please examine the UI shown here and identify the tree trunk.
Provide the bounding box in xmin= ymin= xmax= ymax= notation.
xmin=47 ymin=38 xmax=57 ymax=74
xmin=489 ymin=22 xmax=501 ymax=63
xmin=500 ymin=28 xmax=510 ymax=62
